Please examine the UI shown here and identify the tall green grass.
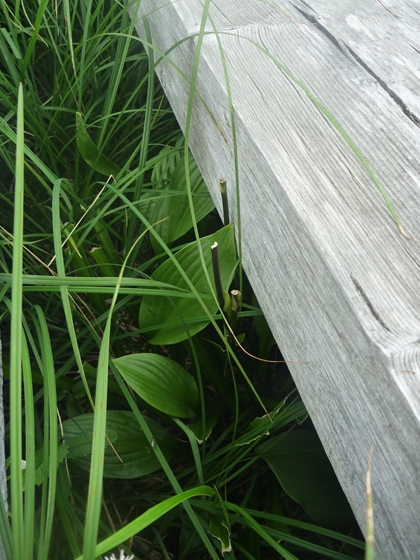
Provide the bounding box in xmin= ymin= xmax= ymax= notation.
xmin=0 ymin=0 xmax=368 ymax=558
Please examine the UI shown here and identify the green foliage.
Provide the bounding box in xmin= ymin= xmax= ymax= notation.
xmin=150 ymin=150 xmax=215 ymax=251
xmin=75 ymin=112 xmax=122 ymax=177
xmin=256 ymin=429 xmax=355 ymax=527
xmin=140 ymin=224 xmax=237 ymax=344
xmin=0 ymin=0 xmax=366 ymax=558
xmin=112 ymin=354 xmax=199 ymax=418
xmin=62 ymin=411 xmax=178 ymax=478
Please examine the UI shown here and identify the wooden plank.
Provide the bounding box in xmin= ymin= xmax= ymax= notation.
xmin=132 ymin=1 xmax=420 ymax=558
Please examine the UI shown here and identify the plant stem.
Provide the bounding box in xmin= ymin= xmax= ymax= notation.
xmin=211 ymin=241 xmax=225 ymax=309
xmin=220 ymin=178 xmax=229 ymax=225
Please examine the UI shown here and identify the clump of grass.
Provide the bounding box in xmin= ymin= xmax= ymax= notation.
xmin=0 ymin=0 xmax=365 ymax=559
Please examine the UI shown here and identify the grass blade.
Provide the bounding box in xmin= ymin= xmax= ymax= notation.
xmin=33 ymin=306 xmax=58 ymax=560
xmin=126 ymin=16 xmax=155 ymax=259
xmin=9 ymin=81 xmax=25 ymax=560
xmin=51 ymin=179 xmax=95 ymax=409
xmin=82 ymin=231 xmax=149 ymax=559
xmin=21 ymin=334 xmax=35 ymax=560
xmin=76 ymin=486 xmax=215 ymax=560
xmin=0 ymin=488 xmax=12 ymax=560
xmin=226 ymin=502 xmax=299 ymax=560
xmin=111 ymin=362 xmax=220 ymax=560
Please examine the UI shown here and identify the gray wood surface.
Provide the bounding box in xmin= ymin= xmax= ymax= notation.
xmin=132 ymin=1 xmax=420 ymax=558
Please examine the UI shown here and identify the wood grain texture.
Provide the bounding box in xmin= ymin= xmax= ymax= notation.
xmin=132 ymin=1 xmax=420 ymax=557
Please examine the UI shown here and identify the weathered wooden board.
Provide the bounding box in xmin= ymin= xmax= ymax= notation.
xmin=132 ymin=1 xmax=420 ymax=558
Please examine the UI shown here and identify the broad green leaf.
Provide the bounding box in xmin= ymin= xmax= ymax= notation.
xmin=65 ymin=429 xmax=117 ymax=460
xmin=256 ymin=430 xmax=354 ymax=527
xmin=76 ymin=112 xmax=121 ymax=177
xmin=112 ymin=353 xmax=199 ymax=418
xmin=62 ymin=411 xmax=177 ymax=478
xmin=150 ymin=152 xmax=215 ymax=252
xmin=140 ymin=224 xmax=237 ymax=345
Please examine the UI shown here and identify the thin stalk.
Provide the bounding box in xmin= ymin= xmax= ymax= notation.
xmin=223 ymin=30 xmax=403 ymax=233
xmin=77 ymin=0 xmax=93 ymax=110
xmin=126 ymin=17 xmax=155 ymax=261
xmin=211 ymin=242 xmax=225 ymax=309
xmin=229 ymin=289 xmax=242 ymax=331
xmin=207 ymin=16 xmax=243 ymax=292
xmin=182 ymin=0 xmax=215 ymax=296
xmin=220 ymin=178 xmax=230 ymax=225
xmin=96 ymin=6 xmax=133 ymax=149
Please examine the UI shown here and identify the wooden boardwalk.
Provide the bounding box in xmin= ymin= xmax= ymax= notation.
xmin=133 ymin=1 xmax=420 ymax=558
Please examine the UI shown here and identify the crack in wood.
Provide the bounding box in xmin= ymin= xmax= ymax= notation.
xmin=293 ymin=5 xmax=420 ymax=128
xmin=293 ymin=6 xmax=349 ymax=55
xmin=374 ymin=0 xmax=402 ymax=19
xmin=351 ymin=275 xmax=391 ymax=332
xmin=343 ymin=44 xmax=420 ymax=128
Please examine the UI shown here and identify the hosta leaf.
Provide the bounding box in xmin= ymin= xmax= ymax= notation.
xmin=66 ymin=429 xmax=117 ymax=459
xmin=76 ymin=112 xmax=121 ymax=176
xmin=112 ymin=353 xmax=199 ymax=418
xmin=140 ymin=224 xmax=237 ymax=345
xmin=256 ymin=430 xmax=354 ymax=527
xmin=150 ymin=152 xmax=215 ymax=252
xmin=62 ymin=411 xmax=177 ymax=478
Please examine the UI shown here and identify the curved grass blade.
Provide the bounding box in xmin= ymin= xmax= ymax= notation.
xmin=126 ymin=16 xmax=155 ymax=257
xmin=225 ymin=501 xmax=299 ymax=560
xmin=75 ymin=485 xmax=216 ymax=560
xmin=218 ymin=30 xmax=402 ymax=233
